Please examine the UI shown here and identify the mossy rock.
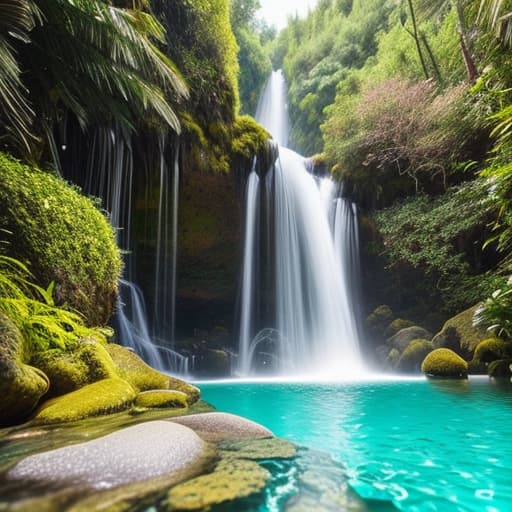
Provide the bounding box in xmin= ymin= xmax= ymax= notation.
xmin=385 ymin=318 xmax=415 ymax=338
xmin=388 ymin=326 xmax=432 ymax=353
xmin=473 ymin=338 xmax=512 ymax=363
xmin=467 ymin=359 xmax=487 ymax=375
xmin=431 ymin=325 xmax=461 ymax=353
xmin=421 ymin=349 xmax=468 ymax=379
xmin=218 ymin=438 xmax=297 ymax=460
xmin=31 ymin=339 xmax=118 ymax=398
xmin=487 ymin=359 xmax=512 ymax=378
xmin=0 ymin=313 xmax=50 ymax=425
xmin=33 ymin=378 xmax=136 ymax=424
xmin=167 ymin=377 xmax=200 ymax=405
xmin=106 ymin=343 xmax=170 ymax=391
xmin=366 ymin=305 xmax=394 ymax=332
xmin=433 ymin=305 xmax=487 ymax=357
xmin=167 ymin=458 xmax=269 ymax=511
xmin=397 ymin=339 xmax=434 ymax=373
xmin=0 ymin=152 xmax=121 ymax=326
xmin=135 ymin=390 xmax=188 ymax=409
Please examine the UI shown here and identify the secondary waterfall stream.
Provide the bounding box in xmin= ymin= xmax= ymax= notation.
xmin=239 ymin=70 xmax=363 ymax=376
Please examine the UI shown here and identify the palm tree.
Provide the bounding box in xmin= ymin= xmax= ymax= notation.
xmin=0 ymin=0 xmax=188 ymax=160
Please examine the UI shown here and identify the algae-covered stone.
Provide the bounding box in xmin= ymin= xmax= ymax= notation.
xmin=366 ymin=305 xmax=394 ymax=333
xmin=167 ymin=376 xmax=200 ymax=405
xmin=167 ymin=458 xmax=269 ymax=511
xmin=135 ymin=390 xmax=188 ymax=409
xmin=31 ymin=340 xmax=118 ymax=397
xmin=0 ymin=313 xmax=50 ymax=425
xmin=33 ymin=378 xmax=136 ymax=424
xmin=421 ymin=348 xmax=468 ymax=378
xmin=106 ymin=343 xmax=169 ymax=391
xmin=473 ymin=338 xmax=512 ymax=363
xmin=385 ymin=318 xmax=415 ymax=338
xmin=386 ymin=348 xmax=400 ymax=367
xmin=388 ymin=326 xmax=432 ymax=352
xmin=218 ymin=437 xmax=297 ymax=460
xmin=433 ymin=305 xmax=486 ymax=356
xmin=397 ymin=339 xmax=434 ymax=373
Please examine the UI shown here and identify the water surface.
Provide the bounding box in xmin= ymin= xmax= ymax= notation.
xmin=200 ymin=377 xmax=512 ymax=512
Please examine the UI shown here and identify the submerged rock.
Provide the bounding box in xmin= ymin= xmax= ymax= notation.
xmin=167 ymin=458 xmax=269 ymax=511
xmin=32 ymin=377 xmax=136 ymax=424
xmin=421 ymin=348 xmax=468 ymax=378
xmin=7 ymin=421 xmax=212 ymax=489
xmin=218 ymin=437 xmax=297 ymax=460
xmin=0 ymin=313 xmax=50 ymax=425
xmin=169 ymin=412 xmax=274 ymax=442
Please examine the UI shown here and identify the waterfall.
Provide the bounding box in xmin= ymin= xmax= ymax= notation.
xmin=238 ymin=71 xmax=363 ymax=376
xmin=58 ymin=124 xmax=188 ymax=375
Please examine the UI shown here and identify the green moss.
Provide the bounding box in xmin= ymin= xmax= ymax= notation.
xmin=385 ymin=318 xmax=416 ymax=337
xmin=167 ymin=459 xmax=269 ymax=511
xmin=421 ymin=348 xmax=468 ymax=378
xmin=487 ymin=359 xmax=512 ymax=378
xmin=366 ymin=305 xmax=394 ymax=332
xmin=230 ymin=115 xmax=270 ymax=161
xmin=135 ymin=390 xmax=188 ymax=409
xmin=0 ymin=313 xmax=50 ymax=425
xmin=218 ymin=438 xmax=297 ymax=460
xmin=473 ymin=338 xmax=512 ymax=363
xmin=397 ymin=339 xmax=434 ymax=372
xmin=106 ymin=343 xmax=170 ymax=392
xmin=167 ymin=377 xmax=201 ymax=405
xmin=0 ymin=152 xmax=122 ymax=326
xmin=31 ymin=339 xmax=118 ymax=398
xmin=33 ymin=378 xmax=136 ymax=424
xmin=435 ymin=305 xmax=488 ymax=355
xmin=387 ymin=348 xmax=400 ymax=367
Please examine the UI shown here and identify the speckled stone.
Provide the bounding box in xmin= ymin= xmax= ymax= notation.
xmin=168 ymin=412 xmax=274 ymax=442
xmin=7 ymin=421 xmax=211 ymax=489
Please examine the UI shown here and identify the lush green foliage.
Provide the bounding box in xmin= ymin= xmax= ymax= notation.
xmin=230 ymin=0 xmax=272 ymax=114
xmin=0 ymin=152 xmax=122 ymax=325
xmin=474 ymin=282 xmax=512 ymax=340
xmin=0 ymin=0 xmax=187 ymax=159
xmin=0 ymin=252 xmax=110 ymax=355
xmin=373 ymin=180 xmax=498 ymax=314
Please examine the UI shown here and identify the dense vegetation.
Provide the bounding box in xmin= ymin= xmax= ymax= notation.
xmin=265 ymin=0 xmax=512 ymax=330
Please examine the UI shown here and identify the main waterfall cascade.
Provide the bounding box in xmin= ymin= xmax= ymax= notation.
xmin=239 ymin=70 xmax=363 ymax=376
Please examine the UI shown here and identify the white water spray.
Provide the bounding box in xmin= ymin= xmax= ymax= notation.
xmin=239 ymin=70 xmax=363 ymax=376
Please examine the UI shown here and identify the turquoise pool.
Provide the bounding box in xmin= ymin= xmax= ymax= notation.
xmin=200 ymin=377 xmax=512 ymax=512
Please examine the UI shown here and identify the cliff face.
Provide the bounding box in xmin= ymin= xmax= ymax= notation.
xmin=176 ymin=165 xmax=242 ymax=340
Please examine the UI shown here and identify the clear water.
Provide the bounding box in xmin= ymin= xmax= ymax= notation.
xmin=200 ymin=378 xmax=512 ymax=512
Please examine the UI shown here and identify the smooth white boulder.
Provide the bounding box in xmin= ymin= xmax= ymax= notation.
xmin=8 ymin=421 xmax=209 ymax=489
xmin=169 ymin=412 xmax=273 ymax=441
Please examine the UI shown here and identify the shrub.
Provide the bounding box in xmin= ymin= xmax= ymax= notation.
xmin=0 ymin=152 xmax=122 ymax=326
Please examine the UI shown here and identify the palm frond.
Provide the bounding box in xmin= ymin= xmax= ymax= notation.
xmin=478 ymin=0 xmax=512 ymax=46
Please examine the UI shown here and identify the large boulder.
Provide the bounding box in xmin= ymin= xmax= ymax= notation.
xmin=0 ymin=152 xmax=121 ymax=326
xmin=366 ymin=305 xmax=394 ymax=334
xmin=421 ymin=348 xmax=468 ymax=378
xmin=30 ymin=339 xmax=118 ymax=397
xmin=432 ymin=305 xmax=487 ymax=357
xmin=384 ymin=318 xmax=415 ymax=338
xmin=388 ymin=326 xmax=432 ymax=352
xmin=472 ymin=338 xmax=512 ymax=363
xmin=0 ymin=313 xmax=49 ymax=425
xmin=397 ymin=339 xmax=434 ymax=373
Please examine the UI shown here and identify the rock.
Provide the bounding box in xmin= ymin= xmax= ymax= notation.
xmin=8 ymin=421 xmax=212 ymax=490
xmin=167 ymin=376 xmax=200 ymax=405
xmin=397 ymin=339 xmax=434 ymax=373
xmin=384 ymin=318 xmax=415 ymax=338
xmin=196 ymin=348 xmax=231 ymax=377
xmin=167 ymin=458 xmax=269 ymax=511
xmin=431 ymin=325 xmax=461 ymax=353
xmin=366 ymin=305 xmax=394 ymax=333
xmin=388 ymin=326 xmax=432 ymax=352
xmin=432 ymin=305 xmax=487 ymax=356
xmin=169 ymin=412 xmax=273 ymax=442
xmin=473 ymin=338 xmax=512 ymax=363
xmin=218 ymin=437 xmax=297 ymax=460
xmin=488 ymin=359 xmax=512 ymax=378
xmin=421 ymin=348 xmax=468 ymax=378
xmin=0 ymin=313 xmax=50 ymax=425
xmin=467 ymin=359 xmax=487 ymax=375
xmin=386 ymin=348 xmax=400 ymax=368
xmin=106 ymin=343 xmax=170 ymax=391
xmin=30 ymin=339 xmax=118 ymax=398
xmin=32 ymin=378 xmax=136 ymax=424
xmin=135 ymin=390 xmax=188 ymax=409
